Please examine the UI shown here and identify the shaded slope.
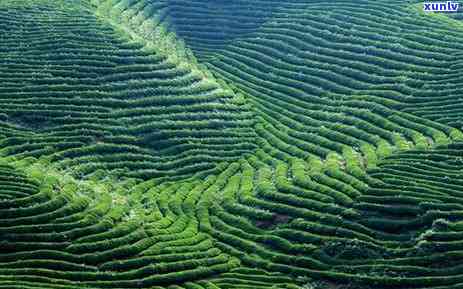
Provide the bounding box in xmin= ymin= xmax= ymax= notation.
xmin=165 ymin=0 xmax=287 ymax=60
xmin=96 ymin=0 xmax=287 ymax=60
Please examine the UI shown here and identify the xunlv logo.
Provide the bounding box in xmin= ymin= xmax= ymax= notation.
xmin=423 ymin=1 xmax=460 ymax=11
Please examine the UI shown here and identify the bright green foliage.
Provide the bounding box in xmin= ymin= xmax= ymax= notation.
xmin=2 ymin=0 xmax=463 ymax=289
xmin=0 ymin=0 xmax=257 ymax=181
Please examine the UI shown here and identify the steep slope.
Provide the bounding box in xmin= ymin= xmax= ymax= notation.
xmin=192 ymin=0 xmax=463 ymax=157
xmin=2 ymin=0 xmax=463 ymax=289
xmin=163 ymin=0 xmax=287 ymax=60
xmin=117 ymin=0 xmax=463 ymax=166
xmin=0 ymin=0 xmax=257 ymax=181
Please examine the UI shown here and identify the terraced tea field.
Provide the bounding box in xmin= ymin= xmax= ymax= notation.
xmin=1 ymin=0 xmax=463 ymax=288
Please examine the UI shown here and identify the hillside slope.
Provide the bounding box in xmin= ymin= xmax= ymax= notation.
xmin=2 ymin=0 xmax=463 ymax=289
xmin=0 ymin=0 xmax=257 ymax=181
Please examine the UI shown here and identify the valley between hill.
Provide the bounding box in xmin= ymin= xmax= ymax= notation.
xmin=1 ymin=1 xmax=463 ymax=288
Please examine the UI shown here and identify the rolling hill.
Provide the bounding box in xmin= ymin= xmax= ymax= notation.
xmin=1 ymin=0 xmax=463 ymax=288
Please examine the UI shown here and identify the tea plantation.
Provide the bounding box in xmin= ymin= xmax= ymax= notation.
xmin=1 ymin=0 xmax=463 ymax=288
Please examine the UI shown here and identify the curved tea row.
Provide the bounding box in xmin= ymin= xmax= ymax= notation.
xmin=158 ymin=0 xmax=463 ymax=129
xmin=0 ymin=0 xmax=257 ymax=181
xmin=2 ymin=0 xmax=463 ymax=288
xmin=198 ymin=1 xmax=463 ymax=159
xmin=5 ymin=144 xmax=463 ymax=289
xmin=203 ymin=144 xmax=463 ymax=288
xmin=0 ymin=157 xmax=238 ymax=289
